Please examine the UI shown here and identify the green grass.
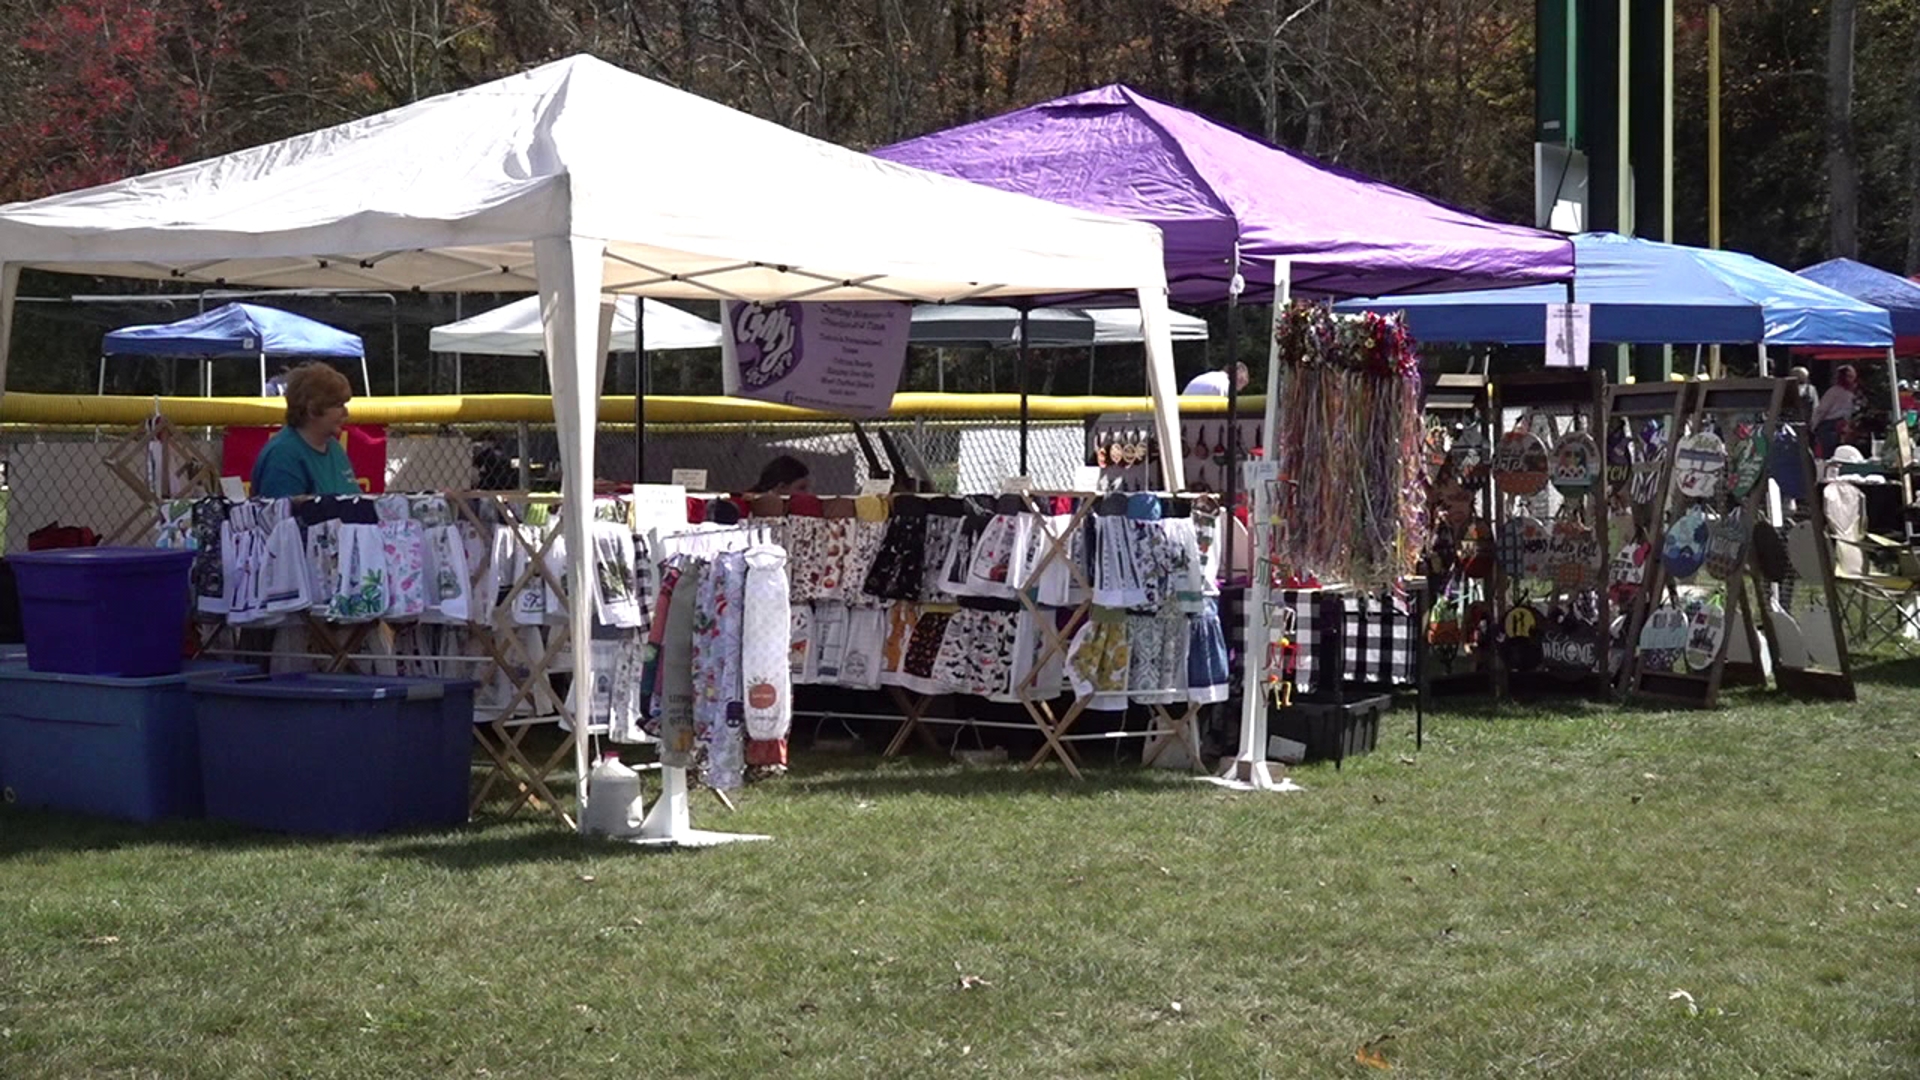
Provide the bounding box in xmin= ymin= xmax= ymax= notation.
xmin=5 ymin=663 xmax=1920 ymax=1079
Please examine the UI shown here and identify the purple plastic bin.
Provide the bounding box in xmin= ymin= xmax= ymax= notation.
xmin=9 ymin=548 xmax=194 ymax=677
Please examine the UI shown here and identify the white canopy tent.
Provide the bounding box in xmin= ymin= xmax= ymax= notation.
xmin=429 ymin=295 xmax=723 ymax=356
xmin=0 ymin=55 xmax=1184 ymax=830
xmin=427 ymin=295 xmax=1208 ymax=355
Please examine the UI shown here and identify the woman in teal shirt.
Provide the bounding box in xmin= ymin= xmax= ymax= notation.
xmin=251 ymin=362 xmax=361 ymax=498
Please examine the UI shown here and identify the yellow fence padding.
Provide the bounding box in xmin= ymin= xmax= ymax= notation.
xmin=0 ymin=391 xmax=1264 ymax=428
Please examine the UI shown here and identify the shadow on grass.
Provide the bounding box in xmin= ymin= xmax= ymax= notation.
xmin=1849 ymin=654 xmax=1920 ymax=689
xmin=0 ymin=803 xmax=580 ymax=866
xmin=779 ymin=757 xmax=1198 ymax=800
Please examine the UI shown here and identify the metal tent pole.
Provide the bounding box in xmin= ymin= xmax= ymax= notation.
xmin=1018 ymin=308 xmax=1031 ymax=476
xmin=635 ymin=299 xmax=647 ymax=485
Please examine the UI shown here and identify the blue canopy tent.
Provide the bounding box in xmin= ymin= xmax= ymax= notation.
xmin=1793 ymin=257 xmax=1920 ymax=442
xmin=100 ymin=302 xmax=369 ymax=396
xmin=1336 ymin=233 xmax=1893 ymax=368
xmin=1797 ymin=257 xmax=1920 ymax=341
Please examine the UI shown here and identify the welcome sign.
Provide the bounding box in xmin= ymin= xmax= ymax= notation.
xmin=721 ymin=300 xmax=912 ymax=417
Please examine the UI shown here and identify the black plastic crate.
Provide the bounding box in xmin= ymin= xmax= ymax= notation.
xmin=1267 ymin=693 xmax=1389 ymax=767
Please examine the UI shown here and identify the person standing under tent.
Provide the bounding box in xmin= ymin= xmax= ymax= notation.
xmin=1788 ymin=366 xmax=1820 ymax=424
xmin=1182 ymin=361 xmax=1248 ymax=397
xmin=252 ymin=362 xmax=359 ymax=498
xmin=1810 ymin=364 xmax=1861 ymax=459
xmin=751 ymin=454 xmax=812 ymax=496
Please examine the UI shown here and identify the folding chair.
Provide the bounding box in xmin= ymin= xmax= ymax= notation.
xmin=1831 ymin=535 xmax=1920 ymax=657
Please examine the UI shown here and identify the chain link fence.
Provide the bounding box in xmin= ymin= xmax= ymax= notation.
xmin=0 ymin=416 xmax=1087 ymax=553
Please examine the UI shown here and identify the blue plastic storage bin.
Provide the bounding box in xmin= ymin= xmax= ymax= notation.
xmin=9 ymin=547 xmax=195 ymax=677
xmin=191 ymin=674 xmax=476 ymax=835
xmin=0 ymin=660 xmax=255 ymax=822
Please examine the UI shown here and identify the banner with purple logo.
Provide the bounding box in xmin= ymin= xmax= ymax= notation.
xmin=720 ymin=300 xmax=911 ymax=417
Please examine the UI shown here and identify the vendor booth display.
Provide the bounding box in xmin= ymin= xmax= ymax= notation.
xmin=0 ymin=54 xmax=1189 ymax=840
xmin=1483 ymin=371 xmax=1613 ymax=699
xmin=1626 ymin=380 xmax=1855 ymax=704
xmin=1339 ymin=233 xmax=1894 ymax=358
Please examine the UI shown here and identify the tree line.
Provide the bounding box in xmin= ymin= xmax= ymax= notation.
xmin=0 ymin=0 xmax=1914 ymax=395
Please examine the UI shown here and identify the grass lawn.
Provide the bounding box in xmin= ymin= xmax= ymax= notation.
xmin=3 ymin=661 xmax=1919 ymax=1079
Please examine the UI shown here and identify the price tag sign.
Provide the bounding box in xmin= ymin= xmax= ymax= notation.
xmin=1545 ymin=302 xmax=1591 ymax=368
xmin=670 ymin=468 xmax=709 ymax=491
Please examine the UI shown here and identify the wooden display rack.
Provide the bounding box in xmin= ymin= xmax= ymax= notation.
xmin=1604 ymin=380 xmax=1695 ymax=689
xmin=1421 ymin=370 xmax=1495 ymax=699
xmin=1489 ymin=370 xmax=1612 ymax=700
xmin=1624 ymin=379 xmax=1855 ymax=706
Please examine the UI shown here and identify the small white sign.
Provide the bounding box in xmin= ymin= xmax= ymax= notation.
xmin=858 ymin=476 xmax=895 ymax=496
xmin=1545 ymin=302 xmax=1592 ymax=369
xmin=670 ymin=468 xmax=708 ymax=491
xmin=628 ymin=483 xmax=688 ymax=538
xmin=219 ymin=475 xmax=248 ymax=502
xmin=1000 ymin=474 xmax=1035 ymax=495
xmin=1073 ymin=465 xmax=1104 ymax=493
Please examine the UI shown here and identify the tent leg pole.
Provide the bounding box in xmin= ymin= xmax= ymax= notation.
xmin=1223 ymin=298 xmax=1240 ymax=577
xmin=636 ymin=303 xmax=648 ymax=485
xmin=259 ymin=352 xmax=267 ymax=397
xmin=1758 ymin=344 xmax=1769 ymax=379
xmin=97 ymin=357 xmax=105 ymax=396
xmin=1088 ymin=343 xmax=1096 ymax=396
xmin=936 ymin=348 xmax=945 ymax=393
xmin=1019 ymin=309 xmax=1031 ymax=477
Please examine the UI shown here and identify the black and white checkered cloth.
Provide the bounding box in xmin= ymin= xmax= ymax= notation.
xmin=1226 ymin=587 xmax=1418 ymax=693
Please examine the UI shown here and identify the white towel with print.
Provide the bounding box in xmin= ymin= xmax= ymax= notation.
xmin=590 ymin=521 xmax=644 ymax=630
xmin=741 ymin=544 xmax=793 ymax=741
xmin=840 ymin=607 xmax=886 ymax=690
xmin=423 ymin=524 xmax=472 ymax=624
xmin=260 ymin=514 xmax=312 ymax=615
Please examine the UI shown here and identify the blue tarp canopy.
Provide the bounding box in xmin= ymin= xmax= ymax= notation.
xmin=1337 ymin=233 xmax=1894 ymax=349
xmin=103 ymin=302 xmax=365 ymax=358
xmin=1796 ymin=257 xmax=1920 ymax=339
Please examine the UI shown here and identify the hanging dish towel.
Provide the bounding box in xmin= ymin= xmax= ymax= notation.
xmin=260 ymin=513 xmax=312 ymax=616
xmin=424 ymin=524 xmax=472 ymax=624
xmin=840 ymin=606 xmax=886 ymax=690
xmin=657 ymin=560 xmax=702 ymax=768
xmin=590 ymin=520 xmax=644 ymax=630
xmin=330 ymin=523 xmax=390 ymax=622
xmin=742 ymin=544 xmax=793 ymax=745
xmin=381 ymin=517 xmax=428 ymax=620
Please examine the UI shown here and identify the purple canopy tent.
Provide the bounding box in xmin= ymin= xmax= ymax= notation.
xmin=875 ymin=84 xmax=1573 ymax=305
xmin=878 ymin=84 xmax=1573 ymax=578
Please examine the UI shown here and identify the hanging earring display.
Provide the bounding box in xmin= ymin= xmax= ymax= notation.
xmin=1662 ymin=504 xmax=1713 ymax=581
xmin=1673 ymin=428 xmax=1729 ymax=500
xmin=1550 ymin=429 xmax=1602 ymax=498
xmin=1493 ymin=424 xmax=1550 ymax=496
